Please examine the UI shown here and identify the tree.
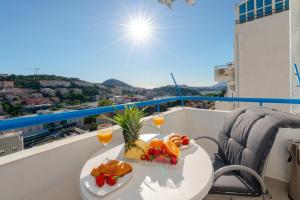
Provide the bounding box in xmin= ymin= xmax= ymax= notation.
xmin=97 ymin=99 xmax=113 ymax=107
xmin=158 ymin=0 xmax=195 ymax=8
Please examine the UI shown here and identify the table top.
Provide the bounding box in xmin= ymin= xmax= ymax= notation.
xmin=79 ymin=134 xmax=213 ymax=200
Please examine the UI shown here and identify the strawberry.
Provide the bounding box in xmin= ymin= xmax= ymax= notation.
xmin=153 ymin=148 xmax=161 ymax=157
xmin=145 ymin=153 xmax=151 ymax=161
xmin=170 ymin=156 xmax=178 ymax=165
xmin=181 ymin=137 xmax=189 ymax=145
xmin=148 ymin=147 xmax=154 ymax=155
xmin=106 ymin=175 xmax=118 ymax=186
xmin=181 ymin=135 xmax=188 ymax=140
xmin=95 ymin=174 xmax=106 ymax=187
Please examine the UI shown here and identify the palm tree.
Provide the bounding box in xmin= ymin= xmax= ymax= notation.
xmin=158 ymin=0 xmax=195 ymax=8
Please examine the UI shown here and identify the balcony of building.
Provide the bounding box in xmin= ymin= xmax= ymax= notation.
xmin=214 ymin=64 xmax=235 ymax=83
xmin=0 ymin=97 xmax=299 ymax=200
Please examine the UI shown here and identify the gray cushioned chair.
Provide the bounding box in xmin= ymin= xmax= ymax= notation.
xmin=195 ymin=107 xmax=300 ymax=199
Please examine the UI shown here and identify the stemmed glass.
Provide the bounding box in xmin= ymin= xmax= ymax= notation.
xmin=153 ymin=112 xmax=165 ymax=132
xmin=97 ymin=123 xmax=113 ymax=162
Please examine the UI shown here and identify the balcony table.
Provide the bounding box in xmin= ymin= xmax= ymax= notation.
xmin=79 ymin=134 xmax=214 ymax=200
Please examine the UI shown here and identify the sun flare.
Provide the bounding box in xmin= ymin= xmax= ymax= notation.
xmin=128 ymin=17 xmax=152 ymax=42
xmin=124 ymin=15 xmax=155 ymax=47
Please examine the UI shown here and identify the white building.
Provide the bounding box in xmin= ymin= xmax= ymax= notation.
xmin=0 ymin=81 xmax=14 ymax=89
xmin=55 ymin=88 xmax=69 ymax=95
xmin=40 ymin=88 xmax=56 ymax=97
xmin=215 ymin=0 xmax=292 ymax=112
xmin=73 ymin=80 xmax=94 ymax=88
xmin=39 ymin=80 xmax=71 ymax=88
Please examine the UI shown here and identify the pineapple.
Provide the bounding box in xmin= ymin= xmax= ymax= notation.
xmin=112 ymin=106 xmax=149 ymax=160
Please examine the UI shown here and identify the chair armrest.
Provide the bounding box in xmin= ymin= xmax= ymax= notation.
xmin=194 ymin=136 xmax=219 ymax=147
xmin=214 ymin=165 xmax=271 ymax=199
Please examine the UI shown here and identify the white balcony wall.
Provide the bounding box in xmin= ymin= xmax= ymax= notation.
xmin=0 ymin=107 xmax=299 ymax=200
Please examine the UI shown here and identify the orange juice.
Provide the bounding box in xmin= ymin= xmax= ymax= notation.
xmin=97 ymin=130 xmax=112 ymax=145
xmin=153 ymin=116 xmax=165 ymax=127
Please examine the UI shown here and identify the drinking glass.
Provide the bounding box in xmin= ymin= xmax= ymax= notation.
xmin=153 ymin=112 xmax=165 ymax=129
xmin=97 ymin=123 xmax=113 ymax=161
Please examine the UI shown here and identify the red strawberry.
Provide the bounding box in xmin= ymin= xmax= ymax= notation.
xmin=181 ymin=137 xmax=189 ymax=145
xmin=148 ymin=147 xmax=154 ymax=155
xmin=106 ymin=175 xmax=118 ymax=186
xmin=181 ymin=135 xmax=188 ymax=140
xmin=145 ymin=153 xmax=151 ymax=161
xmin=153 ymin=148 xmax=161 ymax=157
xmin=170 ymin=156 xmax=178 ymax=165
xmin=95 ymin=174 xmax=106 ymax=187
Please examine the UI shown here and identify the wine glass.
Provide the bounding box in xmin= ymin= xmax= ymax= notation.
xmin=153 ymin=112 xmax=165 ymax=131
xmin=97 ymin=123 xmax=113 ymax=162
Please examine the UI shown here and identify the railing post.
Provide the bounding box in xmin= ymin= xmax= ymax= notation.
xmin=181 ymin=98 xmax=184 ymax=107
xmin=156 ymin=104 xmax=160 ymax=112
xmin=259 ymin=102 xmax=263 ymax=106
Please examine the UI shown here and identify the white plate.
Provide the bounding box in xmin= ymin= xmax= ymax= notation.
xmin=83 ymin=172 xmax=133 ymax=197
xmin=163 ymin=135 xmax=194 ymax=150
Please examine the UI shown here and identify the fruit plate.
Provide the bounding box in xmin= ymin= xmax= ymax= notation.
xmin=163 ymin=136 xmax=194 ymax=150
xmin=83 ymin=172 xmax=133 ymax=197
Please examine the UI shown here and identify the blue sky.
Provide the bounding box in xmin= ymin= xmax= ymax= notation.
xmin=0 ymin=0 xmax=238 ymax=88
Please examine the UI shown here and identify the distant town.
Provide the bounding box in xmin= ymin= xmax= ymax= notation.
xmin=0 ymin=73 xmax=225 ymax=152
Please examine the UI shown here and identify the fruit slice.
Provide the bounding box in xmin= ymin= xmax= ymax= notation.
xmin=164 ymin=140 xmax=180 ymax=157
xmin=149 ymin=139 xmax=165 ymax=150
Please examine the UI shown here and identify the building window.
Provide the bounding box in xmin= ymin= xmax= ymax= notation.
xmin=240 ymin=14 xmax=247 ymax=23
xmin=275 ymin=0 xmax=284 ymax=12
xmin=239 ymin=3 xmax=246 ymax=14
xmin=247 ymin=11 xmax=255 ymax=20
xmin=256 ymin=0 xmax=264 ymax=8
xmin=265 ymin=0 xmax=273 ymax=16
xmin=284 ymin=0 xmax=289 ymax=10
xmin=239 ymin=3 xmax=246 ymax=23
xmin=247 ymin=0 xmax=254 ymax=12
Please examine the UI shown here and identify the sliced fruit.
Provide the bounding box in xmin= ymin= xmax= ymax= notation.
xmin=164 ymin=140 xmax=180 ymax=157
xmin=96 ymin=174 xmax=106 ymax=187
xmin=106 ymin=175 xmax=118 ymax=186
xmin=149 ymin=139 xmax=165 ymax=150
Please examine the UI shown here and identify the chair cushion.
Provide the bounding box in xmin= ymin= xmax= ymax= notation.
xmin=209 ymin=153 xmax=260 ymax=197
xmin=217 ymin=107 xmax=300 ymax=190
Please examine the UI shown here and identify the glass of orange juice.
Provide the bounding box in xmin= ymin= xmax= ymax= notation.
xmin=97 ymin=123 xmax=113 ymax=161
xmin=153 ymin=112 xmax=165 ymax=129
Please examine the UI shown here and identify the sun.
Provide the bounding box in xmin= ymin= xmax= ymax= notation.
xmin=124 ymin=15 xmax=155 ymax=46
xmin=128 ymin=17 xmax=152 ymax=42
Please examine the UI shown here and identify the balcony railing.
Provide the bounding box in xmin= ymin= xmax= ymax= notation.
xmin=1 ymin=96 xmax=300 ymax=132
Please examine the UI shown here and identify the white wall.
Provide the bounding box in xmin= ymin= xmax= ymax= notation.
xmin=235 ymin=11 xmax=290 ymax=112
xmin=291 ymin=0 xmax=300 ymax=112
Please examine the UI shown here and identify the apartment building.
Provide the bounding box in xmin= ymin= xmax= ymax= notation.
xmin=0 ymin=81 xmax=14 ymax=89
xmin=39 ymin=80 xmax=71 ymax=88
xmin=215 ymin=0 xmax=292 ymax=112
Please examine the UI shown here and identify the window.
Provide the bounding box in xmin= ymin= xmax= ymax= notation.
xmin=247 ymin=0 xmax=254 ymax=12
xmin=256 ymin=0 xmax=264 ymax=8
xmin=265 ymin=0 xmax=272 ymax=5
xmin=240 ymin=14 xmax=247 ymax=23
xmin=275 ymin=0 xmax=283 ymax=12
xmin=284 ymin=0 xmax=289 ymax=9
xmin=239 ymin=3 xmax=246 ymax=14
xmin=257 ymin=8 xmax=264 ymax=18
xmin=247 ymin=11 xmax=255 ymax=20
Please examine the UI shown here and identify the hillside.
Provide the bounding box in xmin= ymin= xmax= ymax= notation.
xmin=102 ymin=79 xmax=133 ymax=89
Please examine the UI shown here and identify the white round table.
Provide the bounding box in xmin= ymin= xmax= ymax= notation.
xmin=79 ymin=134 xmax=214 ymax=200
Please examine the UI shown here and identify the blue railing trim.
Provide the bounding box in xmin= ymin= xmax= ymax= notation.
xmin=2 ymin=96 xmax=300 ymax=131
